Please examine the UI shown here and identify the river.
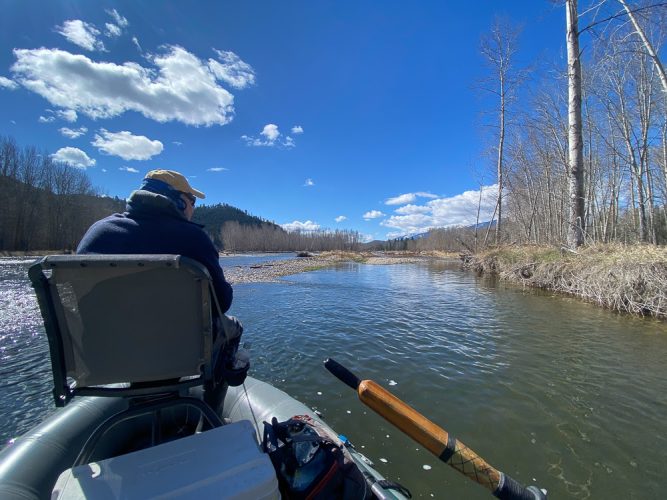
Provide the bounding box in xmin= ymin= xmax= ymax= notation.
xmin=1 ymin=256 xmax=666 ymax=499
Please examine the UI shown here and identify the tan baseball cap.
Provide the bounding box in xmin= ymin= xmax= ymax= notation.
xmin=145 ymin=169 xmax=205 ymax=199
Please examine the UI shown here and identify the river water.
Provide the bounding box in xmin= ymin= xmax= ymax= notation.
xmin=1 ymin=256 xmax=666 ymax=499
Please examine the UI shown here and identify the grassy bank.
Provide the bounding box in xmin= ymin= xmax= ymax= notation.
xmin=464 ymin=244 xmax=667 ymax=320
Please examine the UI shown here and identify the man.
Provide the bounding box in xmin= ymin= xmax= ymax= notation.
xmin=77 ymin=169 xmax=244 ymax=411
xmin=77 ymin=169 xmax=232 ymax=313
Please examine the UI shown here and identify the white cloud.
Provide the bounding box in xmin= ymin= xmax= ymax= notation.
xmin=119 ymin=166 xmax=139 ymax=173
xmin=50 ymin=147 xmax=96 ymax=168
xmin=304 ymin=178 xmax=314 ymax=187
xmin=92 ymin=129 xmax=163 ymax=160
xmin=105 ymin=23 xmax=122 ymax=37
xmin=363 ymin=210 xmax=385 ymax=220
xmin=394 ymin=204 xmax=431 ymax=215
xmin=56 ymin=20 xmax=105 ymax=51
xmin=107 ymin=9 xmax=129 ymax=28
xmin=281 ymin=220 xmax=320 ymax=232
xmin=385 ymin=192 xmax=437 ymax=205
xmin=38 ymin=115 xmax=55 ymax=123
xmin=335 ymin=215 xmax=347 ymax=223
xmin=57 ymin=109 xmax=77 ymax=122
xmin=381 ymin=185 xmax=498 ymax=237
xmin=242 ymin=123 xmax=296 ymax=148
xmin=207 ymin=167 xmax=227 ymax=172
xmin=11 ymin=46 xmax=238 ymax=126
xmin=132 ymin=37 xmax=142 ymax=52
xmin=291 ymin=125 xmax=304 ymax=134
xmin=173 ymin=141 xmax=182 ymax=146
xmin=59 ymin=126 xmax=88 ymax=138
xmin=0 ymin=76 xmax=18 ymax=90
xmin=208 ymin=50 xmax=256 ymax=89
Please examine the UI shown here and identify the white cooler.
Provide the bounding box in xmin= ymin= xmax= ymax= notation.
xmin=52 ymin=420 xmax=280 ymax=499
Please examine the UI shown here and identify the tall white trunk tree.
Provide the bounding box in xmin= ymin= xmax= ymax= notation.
xmin=480 ymin=19 xmax=522 ymax=245
xmin=566 ymin=0 xmax=586 ymax=248
xmin=617 ymin=0 xmax=667 ymax=94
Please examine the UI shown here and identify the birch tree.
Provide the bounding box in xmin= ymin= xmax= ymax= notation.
xmin=480 ymin=18 xmax=524 ymax=245
xmin=566 ymin=0 xmax=586 ymax=248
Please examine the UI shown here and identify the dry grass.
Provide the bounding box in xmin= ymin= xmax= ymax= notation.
xmin=467 ymin=244 xmax=667 ymax=319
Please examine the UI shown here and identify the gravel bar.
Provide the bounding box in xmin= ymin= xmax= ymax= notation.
xmin=223 ymin=253 xmax=432 ymax=284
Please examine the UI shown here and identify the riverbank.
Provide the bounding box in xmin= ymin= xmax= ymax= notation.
xmin=223 ymin=250 xmax=444 ymax=284
xmin=463 ymin=244 xmax=667 ymax=320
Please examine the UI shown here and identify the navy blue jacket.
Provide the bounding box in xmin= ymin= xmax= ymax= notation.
xmin=77 ymin=190 xmax=233 ymax=313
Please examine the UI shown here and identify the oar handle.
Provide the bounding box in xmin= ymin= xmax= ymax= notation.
xmin=324 ymin=358 xmax=361 ymax=390
xmin=324 ymin=359 xmax=546 ymax=500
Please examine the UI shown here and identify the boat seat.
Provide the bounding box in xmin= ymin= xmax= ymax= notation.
xmin=28 ymin=254 xmax=227 ymax=459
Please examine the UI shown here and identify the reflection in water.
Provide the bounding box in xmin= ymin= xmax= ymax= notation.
xmin=1 ymin=258 xmax=666 ymax=499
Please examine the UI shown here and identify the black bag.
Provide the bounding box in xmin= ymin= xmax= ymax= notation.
xmin=262 ymin=415 xmax=370 ymax=500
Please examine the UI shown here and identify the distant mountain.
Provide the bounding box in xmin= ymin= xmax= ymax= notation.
xmin=192 ymin=203 xmax=284 ymax=248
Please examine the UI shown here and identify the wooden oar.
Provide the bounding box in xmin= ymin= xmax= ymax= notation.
xmin=324 ymin=358 xmax=546 ymax=500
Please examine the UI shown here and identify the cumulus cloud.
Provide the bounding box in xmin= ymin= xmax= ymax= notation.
xmin=0 ymin=76 xmax=18 ymax=90
xmin=57 ymin=109 xmax=77 ymax=122
xmin=208 ymin=50 xmax=256 ymax=89
xmin=394 ymin=204 xmax=431 ymax=215
xmin=281 ymin=220 xmax=320 ymax=232
xmin=262 ymin=124 xmax=280 ymax=141
xmin=291 ymin=125 xmax=303 ymax=134
xmin=242 ymin=123 xmax=296 ymax=148
xmin=381 ymin=185 xmax=498 ymax=237
xmin=207 ymin=167 xmax=227 ymax=172
xmin=39 ymin=108 xmax=77 ymax=123
xmin=363 ymin=210 xmax=385 ymax=220
xmin=56 ymin=20 xmax=106 ymax=51
xmin=59 ymin=126 xmax=88 ymax=138
xmin=304 ymin=178 xmax=314 ymax=187
xmin=50 ymin=147 xmax=96 ymax=168
xmin=335 ymin=215 xmax=347 ymax=223
xmin=92 ymin=129 xmax=163 ymax=160
xmin=385 ymin=192 xmax=438 ymax=206
xmin=119 ymin=166 xmax=139 ymax=173
xmin=11 ymin=46 xmax=239 ymax=126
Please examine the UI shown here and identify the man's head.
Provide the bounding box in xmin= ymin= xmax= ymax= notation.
xmin=142 ymin=169 xmax=205 ymax=220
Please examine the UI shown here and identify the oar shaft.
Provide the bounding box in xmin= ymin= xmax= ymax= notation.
xmin=359 ymin=380 xmax=502 ymax=492
xmin=324 ymin=358 xmax=546 ymax=500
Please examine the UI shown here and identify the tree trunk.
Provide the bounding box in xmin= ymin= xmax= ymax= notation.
xmin=566 ymin=0 xmax=586 ymax=248
xmin=617 ymin=0 xmax=667 ymax=94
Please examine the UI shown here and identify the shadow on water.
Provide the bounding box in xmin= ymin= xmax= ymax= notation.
xmin=1 ymin=257 xmax=666 ymax=498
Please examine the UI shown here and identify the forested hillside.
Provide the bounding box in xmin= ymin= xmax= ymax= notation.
xmin=192 ymin=204 xmax=281 ymax=248
xmin=0 ymin=136 xmax=276 ymax=252
xmin=0 ymin=137 xmax=125 ymax=251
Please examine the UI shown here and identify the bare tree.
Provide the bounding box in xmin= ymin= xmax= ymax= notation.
xmin=617 ymin=0 xmax=667 ymax=93
xmin=480 ymin=18 xmax=524 ymax=245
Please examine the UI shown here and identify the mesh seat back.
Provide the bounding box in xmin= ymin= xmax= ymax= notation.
xmin=32 ymin=255 xmax=213 ymax=392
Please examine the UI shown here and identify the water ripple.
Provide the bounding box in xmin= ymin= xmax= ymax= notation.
xmin=2 ymin=258 xmax=666 ymax=499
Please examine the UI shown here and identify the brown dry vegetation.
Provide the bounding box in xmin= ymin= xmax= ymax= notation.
xmin=465 ymin=244 xmax=667 ymax=319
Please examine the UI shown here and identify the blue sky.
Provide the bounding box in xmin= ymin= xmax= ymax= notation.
xmin=0 ymin=1 xmax=566 ymax=240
